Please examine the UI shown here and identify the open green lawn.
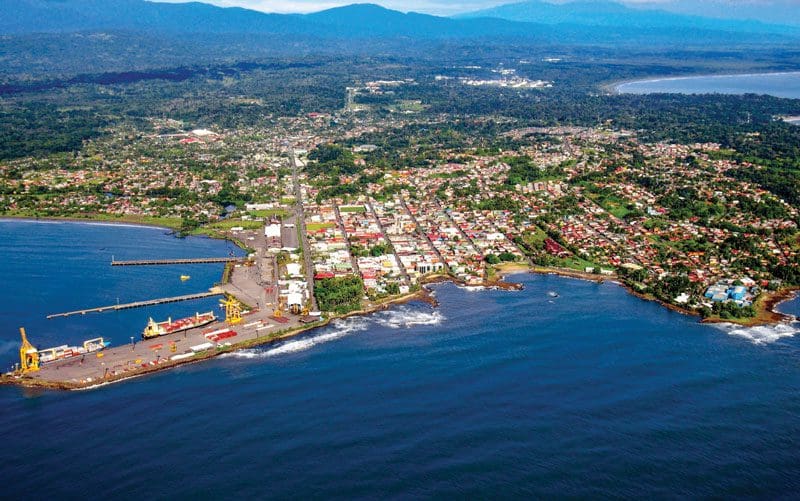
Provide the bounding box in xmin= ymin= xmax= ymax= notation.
xmin=390 ymin=100 xmax=427 ymax=112
xmin=558 ymin=256 xmax=599 ymax=272
xmin=249 ymin=209 xmax=288 ymax=219
xmin=521 ymin=226 xmax=548 ymax=249
xmin=591 ymin=194 xmax=632 ymax=219
xmin=307 ymin=222 xmax=335 ymax=231
xmin=339 ymin=205 xmax=366 ymax=213
xmin=207 ymin=219 xmax=264 ymax=230
xmin=1 ymin=211 xmax=184 ymax=230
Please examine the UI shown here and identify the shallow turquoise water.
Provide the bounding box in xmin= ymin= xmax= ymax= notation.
xmin=1 ymin=220 xmax=799 ymax=498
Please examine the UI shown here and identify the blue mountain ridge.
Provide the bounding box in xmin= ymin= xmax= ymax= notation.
xmin=1 ymin=0 xmax=797 ymax=43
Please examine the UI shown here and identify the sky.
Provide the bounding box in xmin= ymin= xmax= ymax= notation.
xmin=154 ymin=0 xmax=800 ymax=20
xmin=155 ymin=0 xmax=507 ymax=14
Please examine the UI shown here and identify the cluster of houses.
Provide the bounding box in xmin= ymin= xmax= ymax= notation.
xmin=336 ymin=202 xmax=406 ymax=294
xmin=404 ymin=198 xmax=486 ymax=285
xmin=704 ymin=278 xmax=760 ymax=307
xmin=372 ymin=199 xmax=445 ymax=282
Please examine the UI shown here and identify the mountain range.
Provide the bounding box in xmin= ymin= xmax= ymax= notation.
xmin=459 ymin=1 xmax=799 ymax=34
xmin=2 ymin=0 xmax=798 ymax=44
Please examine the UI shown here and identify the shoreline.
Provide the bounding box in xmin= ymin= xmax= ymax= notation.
xmin=0 ymin=286 xmax=433 ymax=392
xmin=602 ymin=69 xmax=800 ymax=95
xmin=2 ymin=264 xmax=796 ymax=392
xmin=497 ymin=263 xmax=798 ymax=327
xmin=0 ymin=214 xmax=183 ymax=231
xmin=1 ymin=219 xmax=797 ymax=391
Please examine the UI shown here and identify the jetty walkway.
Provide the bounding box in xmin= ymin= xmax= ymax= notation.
xmin=111 ymin=257 xmax=239 ymax=266
xmin=46 ymin=291 xmax=224 ymax=319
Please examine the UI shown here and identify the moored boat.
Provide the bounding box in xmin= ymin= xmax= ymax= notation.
xmin=38 ymin=337 xmax=110 ymax=364
xmin=142 ymin=311 xmax=216 ymax=339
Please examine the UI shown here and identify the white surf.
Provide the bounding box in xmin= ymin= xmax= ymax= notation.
xmin=222 ymin=317 xmax=370 ymax=359
xmin=715 ymin=322 xmax=799 ymax=345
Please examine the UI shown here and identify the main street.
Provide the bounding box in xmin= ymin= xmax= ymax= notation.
xmin=288 ymin=145 xmax=318 ymax=311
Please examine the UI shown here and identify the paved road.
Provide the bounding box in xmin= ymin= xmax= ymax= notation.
xmin=366 ymin=200 xmax=411 ymax=285
xmin=399 ymin=197 xmax=450 ymax=274
xmin=288 ymin=146 xmax=318 ymax=311
xmin=333 ymin=203 xmax=362 ymax=277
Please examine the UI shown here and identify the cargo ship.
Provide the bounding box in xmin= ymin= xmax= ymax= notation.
xmin=38 ymin=337 xmax=110 ymax=364
xmin=142 ymin=311 xmax=216 ymax=339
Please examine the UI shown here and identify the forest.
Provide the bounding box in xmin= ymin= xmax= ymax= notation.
xmin=2 ymin=35 xmax=800 ymax=213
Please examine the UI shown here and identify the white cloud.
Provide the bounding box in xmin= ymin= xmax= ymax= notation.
xmin=152 ymin=0 xmax=800 ymax=17
xmin=153 ymin=0 xmax=512 ymax=15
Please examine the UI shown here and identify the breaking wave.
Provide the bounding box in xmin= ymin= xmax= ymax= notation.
xmin=222 ymin=317 xmax=370 ymax=359
xmin=373 ymin=307 xmax=444 ymax=329
xmin=715 ymin=322 xmax=799 ymax=346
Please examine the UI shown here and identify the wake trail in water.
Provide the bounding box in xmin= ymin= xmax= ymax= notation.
xmin=713 ymin=322 xmax=799 ymax=345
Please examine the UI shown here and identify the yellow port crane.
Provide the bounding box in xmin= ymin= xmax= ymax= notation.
xmin=18 ymin=327 xmax=40 ymax=373
xmin=273 ymin=296 xmax=287 ymax=318
xmin=220 ymin=296 xmax=243 ymax=325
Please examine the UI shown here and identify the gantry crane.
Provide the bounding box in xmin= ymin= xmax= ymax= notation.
xmin=220 ymin=296 xmax=242 ymax=325
xmin=18 ymin=328 xmax=39 ymax=373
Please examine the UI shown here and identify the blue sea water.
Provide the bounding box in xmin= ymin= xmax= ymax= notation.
xmin=2 ymin=220 xmax=800 ymax=498
xmin=616 ymin=71 xmax=800 ymax=99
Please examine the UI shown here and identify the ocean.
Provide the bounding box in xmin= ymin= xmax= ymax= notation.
xmin=615 ymin=71 xmax=800 ymax=99
xmin=2 ymin=220 xmax=800 ymax=498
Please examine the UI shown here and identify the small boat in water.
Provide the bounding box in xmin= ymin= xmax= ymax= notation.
xmin=547 ymin=291 xmax=559 ymax=298
xmin=180 ymin=275 xmax=191 ymax=281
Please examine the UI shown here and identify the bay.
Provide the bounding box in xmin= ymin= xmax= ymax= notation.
xmin=2 ymin=220 xmax=800 ymax=498
xmin=616 ymin=71 xmax=800 ymax=99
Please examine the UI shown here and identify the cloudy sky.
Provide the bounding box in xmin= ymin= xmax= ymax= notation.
xmin=156 ymin=0 xmax=653 ymax=15
xmin=154 ymin=0 xmax=800 ymax=19
xmin=155 ymin=0 xmax=500 ymax=14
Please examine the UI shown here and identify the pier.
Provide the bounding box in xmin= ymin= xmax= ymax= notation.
xmin=46 ymin=291 xmax=224 ymax=319
xmin=111 ymin=257 xmax=239 ymax=266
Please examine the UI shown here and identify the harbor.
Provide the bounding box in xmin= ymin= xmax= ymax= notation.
xmin=4 ymin=221 xmax=326 ymax=389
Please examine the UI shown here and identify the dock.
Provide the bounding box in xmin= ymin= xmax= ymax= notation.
xmin=46 ymin=291 xmax=224 ymax=319
xmin=111 ymin=257 xmax=239 ymax=266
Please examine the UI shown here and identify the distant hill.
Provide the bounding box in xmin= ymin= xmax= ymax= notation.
xmin=634 ymin=0 xmax=800 ymax=28
xmin=0 ymin=0 xmax=797 ymax=45
xmin=303 ymin=3 xmax=537 ymax=38
xmin=0 ymin=0 xmax=309 ymax=34
xmin=458 ymin=0 xmax=800 ymax=35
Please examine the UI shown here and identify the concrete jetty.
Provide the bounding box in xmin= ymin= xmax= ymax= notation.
xmin=46 ymin=291 xmax=224 ymax=319
xmin=111 ymin=257 xmax=239 ymax=266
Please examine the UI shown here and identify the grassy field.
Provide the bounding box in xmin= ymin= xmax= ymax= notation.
xmin=521 ymin=226 xmax=548 ymax=249
xmin=340 ymin=205 xmax=366 ymax=213
xmin=248 ymin=209 xmax=288 ymax=219
xmin=307 ymin=222 xmax=336 ymax=232
xmin=0 ymin=211 xmax=184 ymax=230
xmin=588 ymin=193 xmax=632 ymax=219
xmin=557 ymin=256 xmax=599 ymax=272
xmin=389 ymin=100 xmax=427 ymax=113
xmin=206 ymin=219 xmax=264 ymax=230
